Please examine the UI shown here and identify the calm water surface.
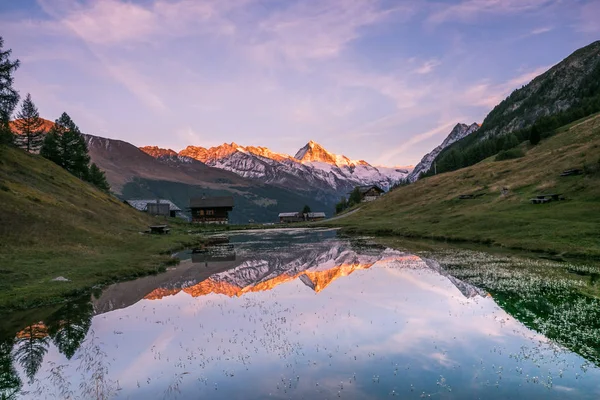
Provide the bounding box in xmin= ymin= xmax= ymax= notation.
xmin=3 ymin=228 xmax=600 ymax=399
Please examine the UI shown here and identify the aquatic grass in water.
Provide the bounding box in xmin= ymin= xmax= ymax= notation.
xmin=424 ymin=249 xmax=600 ymax=366
xmin=2 ymin=229 xmax=600 ymax=399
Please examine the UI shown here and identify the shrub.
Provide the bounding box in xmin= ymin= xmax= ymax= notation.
xmin=495 ymin=148 xmax=525 ymax=161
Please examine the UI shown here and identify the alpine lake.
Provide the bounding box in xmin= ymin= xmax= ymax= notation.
xmin=1 ymin=228 xmax=599 ymax=399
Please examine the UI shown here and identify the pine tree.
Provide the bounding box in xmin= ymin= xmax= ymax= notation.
xmin=41 ymin=112 xmax=90 ymax=179
xmin=335 ymin=196 xmax=348 ymax=214
xmin=87 ymin=163 xmax=110 ymax=192
xmin=348 ymin=187 xmax=362 ymax=206
xmin=529 ymin=125 xmax=541 ymax=146
xmin=0 ymin=37 xmax=20 ymax=146
xmin=14 ymin=93 xmax=45 ymax=152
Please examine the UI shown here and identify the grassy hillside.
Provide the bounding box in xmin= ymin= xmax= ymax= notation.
xmin=327 ymin=113 xmax=600 ymax=258
xmin=0 ymin=146 xmax=201 ymax=310
xmin=430 ymin=41 xmax=600 ymax=176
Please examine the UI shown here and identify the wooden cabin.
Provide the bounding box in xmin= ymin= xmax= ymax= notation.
xmin=279 ymin=212 xmax=303 ymax=223
xmin=189 ymin=196 xmax=234 ymax=224
xmin=357 ymin=185 xmax=384 ymax=202
xmin=125 ymin=199 xmax=182 ymax=217
xmin=306 ymin=212 xmax=326 ymax=221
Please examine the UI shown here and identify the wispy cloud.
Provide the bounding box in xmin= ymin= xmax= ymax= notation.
xmin=462 ymin=65 xmax=550 ymax=108
xmin=414 ymin=59 xmax=441 ymax=74
xmin=428 ymin=0 xmax=555 ymax=24
xmin=246 ymin=0 xmax=413 ymax=67
xmin=530 ymin=26 xmax=553 ymax=35
xmin=38 ymin=0 xmax=240 ymax=45
xmin=376 ymin=120 xmax=462 ymax=165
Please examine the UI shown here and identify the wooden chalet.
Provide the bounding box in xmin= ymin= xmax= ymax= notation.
xmin=279 ymin=212 xmax=303 ymax=223
xmin=189 ymin=196 xmax=234 ymax=224
xmin=356 ymin=185 xmax=384 ymax=202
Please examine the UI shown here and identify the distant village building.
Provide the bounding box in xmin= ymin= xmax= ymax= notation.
xmin=125 ymin=199 xmax=182 ymax=217
xmin=189 ymin=196 xmax=234 ymax=224
xmin=356 ymin=185 xmax=384 ymax=202
xmin=306 ymin=212 xmax=326 ymax=221
xmin=278 ymin=211 xmax=326 ymax=223
xmin=279 ymin=212 xmax=303 ymax=223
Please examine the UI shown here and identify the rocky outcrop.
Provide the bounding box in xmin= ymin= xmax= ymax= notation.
xmin=407 ymin=123 xmax=479 ymax=182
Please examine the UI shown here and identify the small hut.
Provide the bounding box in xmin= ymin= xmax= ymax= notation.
xmin=125 ymin=199 xmax=182 ymax=217
xmin=306 ymin=212 xmax=326 ymax=221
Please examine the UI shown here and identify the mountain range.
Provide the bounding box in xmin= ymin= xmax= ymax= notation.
xmin=141 ymin=140 xmax=410 ymax=195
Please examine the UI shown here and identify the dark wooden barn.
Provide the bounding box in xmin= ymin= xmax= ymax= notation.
xmin=189 ymin=196 xmax=234 ymax=224
xmin=357 ymin=185 xmax=384 ymax=202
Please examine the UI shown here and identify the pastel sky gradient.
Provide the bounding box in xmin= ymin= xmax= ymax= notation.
xmin=2 ymin=0 xmax=599 ymax=166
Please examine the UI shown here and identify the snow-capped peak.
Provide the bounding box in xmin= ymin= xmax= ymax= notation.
xmin=294 ymin=140 xmax=354 ymax=167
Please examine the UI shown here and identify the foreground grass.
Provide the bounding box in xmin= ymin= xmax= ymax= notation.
xmin=0 ymin=146 xmax=206 ymax=311
xmin=324 ymin=113 xmax=600 ymax=258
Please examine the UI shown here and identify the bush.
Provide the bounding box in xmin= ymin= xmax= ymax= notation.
xmin=495 ymin=148 xmax=525 ymax=161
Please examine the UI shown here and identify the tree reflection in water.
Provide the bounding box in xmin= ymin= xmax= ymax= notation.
xmin=0 ymin=297 xmax=94 ymax=397
xmin=13 ymin=324 xmax=49 ymax=383
xmin=46 ymin=299 xmax=93 ymax=360
xmin=0 ymin=337 xmax=21 ymax=400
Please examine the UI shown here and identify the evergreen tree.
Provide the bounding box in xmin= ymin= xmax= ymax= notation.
xmin=13 ymin=324 xmax=49 ymax=383
xmin=503 ymin=134 xmax=519 ymax=150
xmin=335 ymin=197 xmax=348 ymax=214
xmin=0 ymin=37 xmax=20 ymax=146
xmin=41 ymin=113 xmax=90 ymax=179
xmin=0 ymin=337 xmax=22 ymax=400
xmin=348 ymin=187 xmax=362 ymax=206
xmin=87 ymin=163 xmax=110 ymax=192
xmin=529 ymin=125 xmax=541 ymax=146
xmin=13 ymin=93 xmax=45 ymax=152
xmin=46 ymin=300 xmax=93 ymax=360
xmin=301 ymin=205 xmax=311 ymax=214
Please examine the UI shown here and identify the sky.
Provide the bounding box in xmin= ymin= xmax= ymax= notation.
xmin=1 ymin=0 xmax=599 ymax=166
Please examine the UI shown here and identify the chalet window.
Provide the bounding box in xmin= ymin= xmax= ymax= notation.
xmin=206 ymin=209 xmax=214 ymax=215
xmin=199 ymin=210 xmax=205 ymax=216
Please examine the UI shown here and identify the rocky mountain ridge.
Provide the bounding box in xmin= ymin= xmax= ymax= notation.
xmin=143 ymin=140 xmax=411 ymax=197
xmin=407 ymin=122 xmax=480 ymax=182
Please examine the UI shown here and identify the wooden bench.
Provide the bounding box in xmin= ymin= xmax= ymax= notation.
xmin=458 ymin=193 xmax=486 ymax=200
xmin=149 ymin=225 xmax=170 ymax=234
xmin=530 ymin=197 xmax=551 ymax=204
xmin=530 ymin=194 xmax=565 ymax=204
xmin=560 ymin=169 xmax=582 ymax=177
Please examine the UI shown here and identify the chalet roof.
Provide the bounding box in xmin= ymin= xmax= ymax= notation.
xmin=357 ymin=185 xmax=384 ymax=194
xmin=347 ymin=185 xmax=385 ymax=195
xmin=125 ymin=199 xmax=182 ymax=212
xmin=190 ymin=196 xmax=234 ymax=208
xmin=278 ymin=212 xmax=300 ymax=217
xmin=307 ymin=212 xmax=326 ymax=218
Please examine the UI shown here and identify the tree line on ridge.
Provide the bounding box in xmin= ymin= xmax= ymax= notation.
xmin=0 ymin=36 xmax=109 ymax=193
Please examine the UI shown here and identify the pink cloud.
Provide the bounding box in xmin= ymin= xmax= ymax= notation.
xmin=428 ymin=0 xmax=556 ymax=24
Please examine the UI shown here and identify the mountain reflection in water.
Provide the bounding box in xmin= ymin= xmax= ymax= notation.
xmin=2 ymin=228 xmax=599 ymax=399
